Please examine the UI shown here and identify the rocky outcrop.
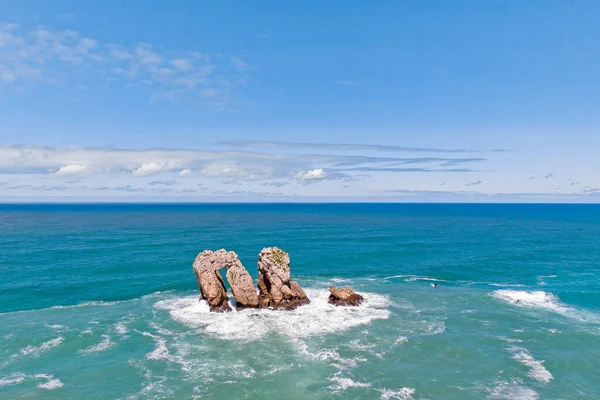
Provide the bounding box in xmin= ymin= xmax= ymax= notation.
xmin=225 ymin=256 xmax=259 ymax=310
xmin=193 ymin=250 xmax=232 ymax=312
xmin=328 ymin=286 xmax=364 ymax=306
xmin=257 ymin=247 xmax=310 ymax=310
xmin=193 ymin=249 xmax=259 ymax=312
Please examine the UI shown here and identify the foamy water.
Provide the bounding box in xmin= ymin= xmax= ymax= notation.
xmin=2 ymin=203 xmax=600 ymax=399
xmin=509 ymin=346 xmax=553 ymax=383
xmin=79 ymin=334 xmax=113 ymax=354
xmin=492 ymin=290 xmax=600 ymax=324
xmin=20 ymin=337 xmax=64 ymax=356
xmin=154 ymin=288 xmax=391 ymax=341
xmin=488 ymin=380 xmax=539 ymax=400
xmin=0 ymin=373 xmax=64 ymax=391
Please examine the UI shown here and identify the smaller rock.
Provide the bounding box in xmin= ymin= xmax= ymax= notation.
xmin=328 ymin=286 xmax=364 ymax=306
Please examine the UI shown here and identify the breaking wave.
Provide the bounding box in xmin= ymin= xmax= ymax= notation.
xmin=20 ymin=337 xmax=64 ymax=356
xmin=0 ymin=373 xmax=63 ymax=390
xmin=328 ymin=374 xmax=372 ymax=392
xmin=491 ymin=290 xmax=600 ymax=324
xmin=79 ymin=335 xmax=113 ymax=354
xmin=154 ymin=288 xmax=391 ymax=341
xmin=380 ymin=387 xmax=416 ymax=399
xmin=509 ymin=346 xmax=553 ymax=383
xmin=384 ymin=275 xmax=450 ymax=283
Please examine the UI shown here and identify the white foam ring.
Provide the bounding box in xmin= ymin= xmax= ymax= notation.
xmin=154 ymin=288 xmax=391 ymax=341
xmin=509 ymin=346 xmax=553 ymax=383
xmin=491 ymin=290 xmax=600 ymax=324
xmin=20 ymin=337 xmax=64 ymax=356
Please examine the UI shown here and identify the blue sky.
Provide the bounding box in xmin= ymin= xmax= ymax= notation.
xmin=1 ymin=0 xmax=599 ymax=202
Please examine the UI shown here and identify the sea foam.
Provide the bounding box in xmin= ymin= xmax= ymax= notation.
xmin=154 ymin=288 xmax=390 ymax=341
xmin=35 ymin=374 xmax=64 ymax=390
xmin=488 ymin=380 xmax=538 ymax=400
xmin=380 ymin=387 xmax=416 ymax=399
xmin=0 ymin=373 xmax=63 ymax=390
xmin=509 ymin=346 xmax=553 ymax=383
xmin=328 ymin=374 xmax=372 ymax=392
xmin=492 ymin=290 xmax=599 ymax=324
xmin=20 ymin=337 xmax=64 ymax=356
xmin=0 ymin=373 xmax=27 ymax=387
xmin=78 ymin=334 xmax=113 ymax=354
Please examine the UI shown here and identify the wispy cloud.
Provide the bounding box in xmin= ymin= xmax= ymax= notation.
xmin=148 ymin=180 xmax=177 ymax=186
xmin=211 ymin=189 xmax=283 ymax=197
xmin=218 ymin=140 xmax=509 ymax=153
xmin=465 ymin=180 xmax=482 ymax=186
xmin=0 ymin=145 xmax=485 ymax=180
xmin=387 ymin=188 xmax=481 ymax=196
xmin=343 ymin=167 xmax=477 ymax=173
xmin=0 ymin=22 xmax=253 ymax=106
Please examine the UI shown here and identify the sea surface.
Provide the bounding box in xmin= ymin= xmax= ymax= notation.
xmin=1 ymin=203 xmax=599 ymax=399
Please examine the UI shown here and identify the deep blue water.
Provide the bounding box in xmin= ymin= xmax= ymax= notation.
xmin=1 ymin=203 xmax=599 ymax=399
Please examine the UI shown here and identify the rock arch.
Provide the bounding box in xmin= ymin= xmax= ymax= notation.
xmin=192 ymin=249 xmax=258 ymax=312
xmin=192 ymin=247 xmax=310 ymax=312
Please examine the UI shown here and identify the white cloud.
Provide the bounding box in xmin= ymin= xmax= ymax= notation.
xmin=52 ymin=164 xmax=89 ymax=177
xmin=296 ymin=168 xmax=327 ymax=181
xmin=0 ymin=144 xmax=484 ymax=181
xmin=200 ymin=163 xmax=266 ymax=180
xmin=132 ymin=162 xmax=170 ymax=177
xmin=179 ymin=168 xmax=192 ymax=177
xmin=230 ymin=56 xmax=254 ymax=72
xmin=171 ymin=58 xmax=193 ymax=71
xmin=0 ymin=22 xmax=254 ymax=106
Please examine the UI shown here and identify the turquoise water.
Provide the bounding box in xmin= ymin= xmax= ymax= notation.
xmin=1 ymin=204 xmax=599 ymax=399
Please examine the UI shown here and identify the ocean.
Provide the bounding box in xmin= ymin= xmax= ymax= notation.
xmin=0 ymin=203 xmax=599 ymax=399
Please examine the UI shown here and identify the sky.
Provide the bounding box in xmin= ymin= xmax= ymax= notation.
xmin=1 ymin=0 xmax=599 ymax=202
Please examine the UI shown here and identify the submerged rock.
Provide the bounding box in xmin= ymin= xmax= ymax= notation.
xmin=257 ymin=247 xmax=310 ymax=310
xmin=193 ymin=249 xmax=258 ymax=312
xmin=328 ymin=286 xmax=364 ymax=306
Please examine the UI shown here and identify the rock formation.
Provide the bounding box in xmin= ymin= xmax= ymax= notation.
xmin=225 ymin=257 xmax=259 ymax=310
xmin=192 ymin=249 xmax=258 ymax=312
xmin=193 ymin=250 xmax=231 ymax=312
xmin=257 ymin=247 xmax=310 ymax=310
xmin=328 ymin=286 xmax=364 ymax=306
